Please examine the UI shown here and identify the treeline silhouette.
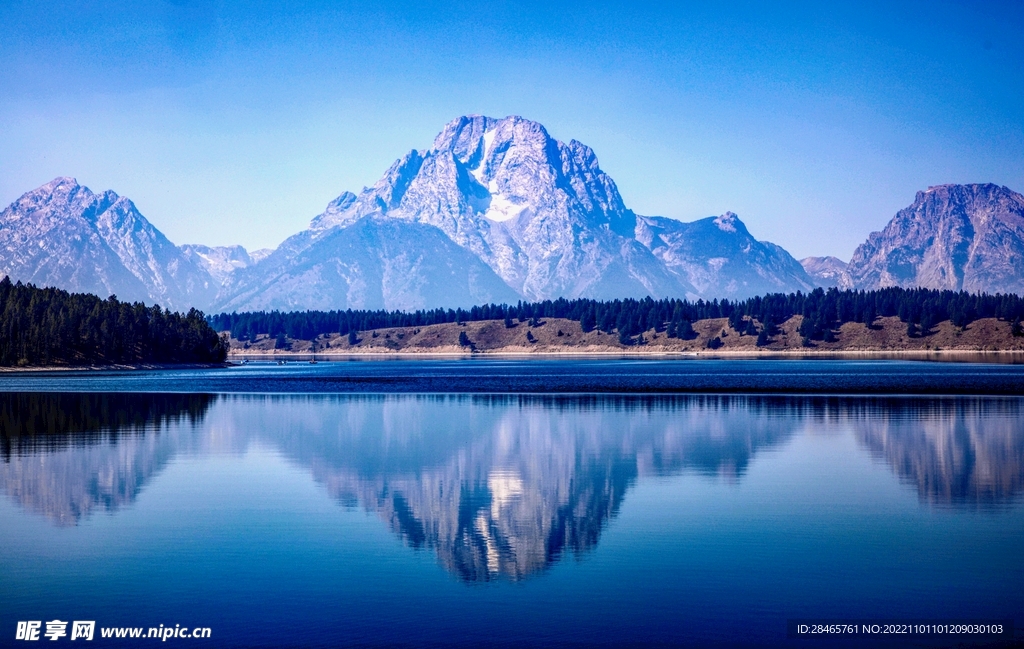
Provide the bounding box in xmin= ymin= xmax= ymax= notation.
xmin=211 ymin=287 xmax=1024 ymax=346
xmin=0 ymin=277 xmax=228 ymax=366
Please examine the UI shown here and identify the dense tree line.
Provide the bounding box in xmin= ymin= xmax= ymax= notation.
xmin=0 ymin=277 xmax=228 ymax=366
xmin=211 ymin=287 xmax=1024 ymax=346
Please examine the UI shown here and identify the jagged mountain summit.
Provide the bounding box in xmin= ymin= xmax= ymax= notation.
xmin=218 ymin=115 xmax=813 ymax=311
xmin=846 ymin=184 xmax=1024 ymax=294
xmin=0 ymin=177 xmax=217 ymax=311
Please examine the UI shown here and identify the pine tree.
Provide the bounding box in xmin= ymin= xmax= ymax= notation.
xmin=580 ymin=308 xmax=596 ymax=333
xmin=728 ymin=310 xmax=744 ymax=332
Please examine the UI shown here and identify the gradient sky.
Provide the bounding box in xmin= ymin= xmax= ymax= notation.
xmin=1 ymin=0 xmax=1022 ymax=259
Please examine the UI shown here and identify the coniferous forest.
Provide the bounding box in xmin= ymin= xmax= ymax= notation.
xmin=210 ymin=286 xmax=1024 ymax=347
xmin=0 ymin=277 xmax=228 ymax=366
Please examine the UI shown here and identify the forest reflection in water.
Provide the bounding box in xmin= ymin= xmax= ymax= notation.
xmin=1 ymin=392 xmax=1023 ymax=581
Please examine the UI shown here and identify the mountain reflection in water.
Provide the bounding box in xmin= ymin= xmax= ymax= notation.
xmin=850 ymin=399 xmax=1024 ymax=506
xmin=0 ymin=393 xmax=215 ymax=526
xmin=1 ymin=393 xmax=1022 ymax=580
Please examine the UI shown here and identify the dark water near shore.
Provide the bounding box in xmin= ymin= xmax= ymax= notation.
xmin=1 ymin=362 xmax=1023 ymax=647
xmin=4 ymin=357 xmax=1024 ymax=394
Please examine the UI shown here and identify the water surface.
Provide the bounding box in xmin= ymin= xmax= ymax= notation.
xmin=4 ymin=358 xmax=1024 ymax=394
xmin=1 ymin=385 xmax=1022 ymax=647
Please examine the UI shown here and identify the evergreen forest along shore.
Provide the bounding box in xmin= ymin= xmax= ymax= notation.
xmin=212 ymin=287 xmax=1024 ymax=354
xmin=0 ymin=277 xmax=228 ymax=367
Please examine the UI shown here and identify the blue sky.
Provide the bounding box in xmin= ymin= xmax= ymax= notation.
xmin=1 ymin=0 xmax=1022 ymax=259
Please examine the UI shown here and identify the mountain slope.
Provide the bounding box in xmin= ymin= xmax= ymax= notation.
xmin=0 ymin=178 xmax=216 ymax=310
xmin=218 ymin=215 xmax=520 ymax=312
xmin=847 ymin=184 xmax=1024 ymax=293
xmin=21 ymin=121 xmax=1016 ymax=313
xmin=180 ymin=244 xmax=263 ymax=286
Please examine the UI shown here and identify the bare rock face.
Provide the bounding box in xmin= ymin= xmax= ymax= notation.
xmin=0 ymin=177 xmax=217 ymax=311
xmin=847 ymin=184 xmax=1024 ymax=293
xmin=801 ymin=256 xmax=854 ymax=289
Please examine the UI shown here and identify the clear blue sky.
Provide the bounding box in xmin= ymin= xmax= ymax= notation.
xmin=1 ymin=0 xmax=1022 ymax=259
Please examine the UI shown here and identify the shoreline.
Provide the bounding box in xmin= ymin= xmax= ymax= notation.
xmin=228 ymin=348 xmax=1024 ymax=360
xmin=3 ymin=351 xmax=1024 ymax=372
xmin=0 ymin=362 xmax=230 ymax=373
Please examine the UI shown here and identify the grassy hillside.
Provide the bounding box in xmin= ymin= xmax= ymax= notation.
xmin=226 ymin=315 xmax=1024 ymax=355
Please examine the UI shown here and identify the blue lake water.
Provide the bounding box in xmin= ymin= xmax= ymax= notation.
xmin=1 ymin=361 xmax=1023 ymax=647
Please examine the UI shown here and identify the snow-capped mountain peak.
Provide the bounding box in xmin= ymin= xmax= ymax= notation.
xmin=2 ymin=116 xmax=820 ymax=312
xmin=219 ymin=115 xmax=813 ymax=308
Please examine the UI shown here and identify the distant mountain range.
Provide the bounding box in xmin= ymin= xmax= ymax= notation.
xmin=2 ymin=115 xmax=1023 ymax=312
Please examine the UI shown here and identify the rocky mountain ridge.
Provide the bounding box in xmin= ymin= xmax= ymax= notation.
xmin=215 ymin=115 xmax=815 ymax=310
xmin=843 ymin=183 xmax=1024 ymax=294
xmin=2 ymin=119 xmax=1022 ymax=312
xmin=0 ymin=177 xmax=215 ymax=310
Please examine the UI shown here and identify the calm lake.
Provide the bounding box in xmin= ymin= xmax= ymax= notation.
xmin=1 ymin=360 xmax=1023 ymax=647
